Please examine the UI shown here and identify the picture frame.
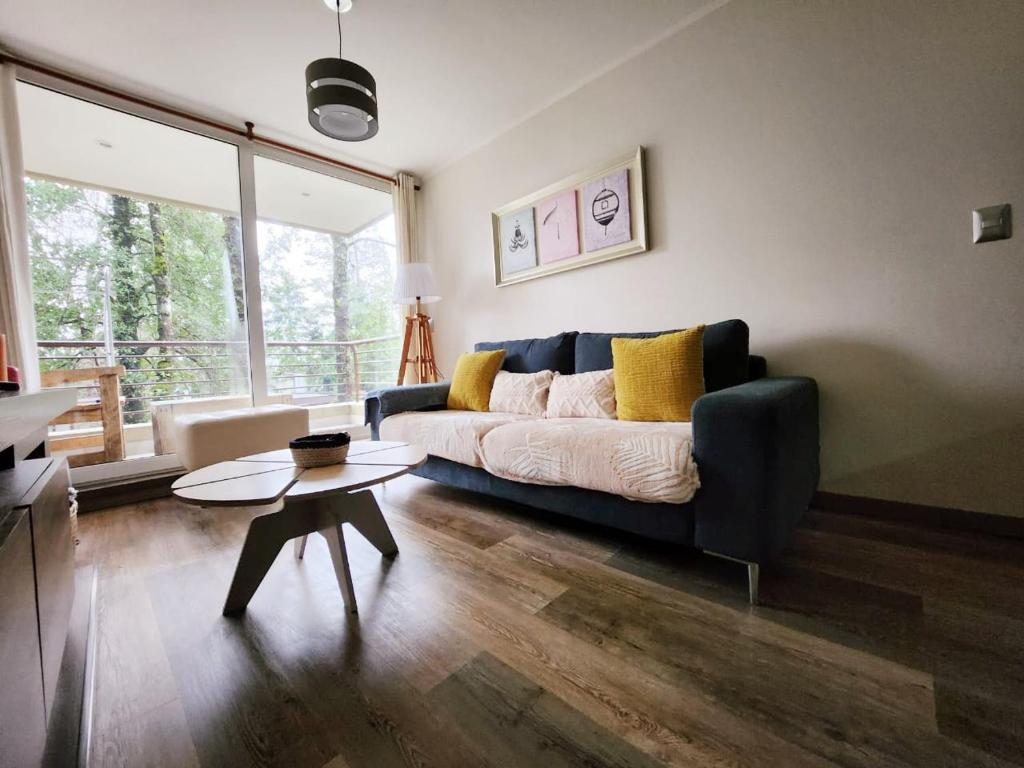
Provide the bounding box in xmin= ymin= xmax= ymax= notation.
xmin=497 ymin=207 xmax=538 ymax=274
xmin=491 ymin=146 xmax=647 ymax=287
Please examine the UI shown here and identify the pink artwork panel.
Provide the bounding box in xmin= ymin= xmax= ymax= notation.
xmin=536 ymin=190 xmax=580 ymax=264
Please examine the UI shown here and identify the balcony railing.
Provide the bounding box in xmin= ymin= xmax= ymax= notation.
xmin=37 ymin=335 xmax=400 ymax=424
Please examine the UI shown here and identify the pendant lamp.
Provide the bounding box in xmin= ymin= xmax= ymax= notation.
xmin=306 ymin=0 xmax=378 ymax=141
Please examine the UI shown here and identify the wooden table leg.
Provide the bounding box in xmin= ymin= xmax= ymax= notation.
xmin=223 ymin=515 xmax=290 ymax=615
xmin=344 ymin=490 xmax=399 ymax=557
xmin=222 ymin=489 xmax=399 ymax=616
xmin=320 ymin=524 xmax=357 ymax=613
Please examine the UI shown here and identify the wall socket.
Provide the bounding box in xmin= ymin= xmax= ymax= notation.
xmin=972 ymin=204 xmax=1012 ymax=243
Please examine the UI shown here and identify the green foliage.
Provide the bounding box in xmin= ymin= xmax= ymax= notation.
xmin=107 ymin=194 xmax=151 ymax=344
xmin=26 ymin=180 xmax=107 ymax=343
xmin=27 ymin=176 xmax=400 ymax=423
xmin=163 ymin=205 xmax=241 ymax=342
xmin=28 ymin=179 xmax=237 ymax=346
xmin=257 ymin=220 xmax=399 ymax=342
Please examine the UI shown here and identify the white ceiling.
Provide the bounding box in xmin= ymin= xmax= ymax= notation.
xmin=18 ymin=82 xmax=394 ymax=235
xmin=0 ymin=0 xmax=719 ymax=177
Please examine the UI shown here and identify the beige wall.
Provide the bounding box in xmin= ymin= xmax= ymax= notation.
xmin=421 ymin=0 xmax=1024 ymax=517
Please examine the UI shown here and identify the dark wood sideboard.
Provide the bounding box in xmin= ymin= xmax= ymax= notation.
xmin=1 ymin=390 xmax=96 ymax=768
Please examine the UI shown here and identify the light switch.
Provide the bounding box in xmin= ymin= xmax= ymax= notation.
xmin=972 ymin=204 xmax=1012 ymax=243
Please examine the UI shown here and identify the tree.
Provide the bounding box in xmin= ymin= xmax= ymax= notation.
xmin=222 ymin=214 xmax=245 ymax=324
xmin=25 ymin=180 xmax=107 ymax=348
xmin=147 ymin=202 xmax=173 ymax=341
xmin=147 ymin=201 xmax=177 ymax=408
xmin=108 ymin=194 xmax=150 ymax=421
xmin=108 ymin=195 xmax=147 ymax=341
xmin=331 ymin=232 xmax=350 ymax=393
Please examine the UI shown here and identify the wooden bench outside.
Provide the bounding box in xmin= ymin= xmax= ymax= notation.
xmin=41 ymin=366 xmax=126 ymax=468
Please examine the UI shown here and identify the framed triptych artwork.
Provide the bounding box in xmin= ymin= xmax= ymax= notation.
xmin=491 ymin=147 xmax=647 ymax=287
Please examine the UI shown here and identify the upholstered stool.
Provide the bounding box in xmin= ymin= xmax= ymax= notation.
xmin=174 ymin=405 xmax=309 ymax=471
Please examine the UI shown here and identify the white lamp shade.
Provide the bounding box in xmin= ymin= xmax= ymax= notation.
xmin=393 ymin=262 xmax=441 ymax=305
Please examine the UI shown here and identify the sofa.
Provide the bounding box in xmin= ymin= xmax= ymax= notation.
xmin=365 ymin=320 xmax=819 ymax=603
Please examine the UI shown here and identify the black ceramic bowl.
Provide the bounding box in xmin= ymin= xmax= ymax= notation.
xmin=288 ymin=432 xmax=351 ymax=450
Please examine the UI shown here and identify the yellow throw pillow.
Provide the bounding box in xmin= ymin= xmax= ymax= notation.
xmin=447 ymin=349 xmax=506 ymax=411
xmin=611 ymin=327 xmax=706 ymax=422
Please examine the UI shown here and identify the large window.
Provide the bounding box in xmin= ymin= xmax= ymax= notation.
xmin=16 ymin=80 xmax=398 ymax=477
xmin=254 ymin=156 xmax=399 ymax=431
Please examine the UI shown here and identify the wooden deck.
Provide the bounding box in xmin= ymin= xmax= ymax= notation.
xmin=78 ymin=475 xmax=1024 ymax=767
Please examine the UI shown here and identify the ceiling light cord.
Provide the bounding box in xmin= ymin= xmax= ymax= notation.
xmin=336 ymin=0 xmax=343 ymax=58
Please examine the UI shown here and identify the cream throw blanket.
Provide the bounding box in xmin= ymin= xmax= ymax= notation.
xmin=480 ymin=418 xmax=699 ymax=504
xmin=381 ymin=411 xmax=700 ymax=504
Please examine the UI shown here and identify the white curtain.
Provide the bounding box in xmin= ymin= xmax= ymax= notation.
xmin=0 ymin=64 xmax=39 ymax=391
xmin=392 ymin=171 xmax=419 ymax=266
xmin=392 ymin=171 xmax=421 ymax=383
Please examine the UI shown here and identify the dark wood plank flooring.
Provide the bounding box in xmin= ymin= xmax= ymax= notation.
xmin=77 ymin=475 xmax=1024 ymax=767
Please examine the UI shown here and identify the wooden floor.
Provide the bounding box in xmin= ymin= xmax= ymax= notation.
xmin=77 ymin=475 xmax=1024 ymax=768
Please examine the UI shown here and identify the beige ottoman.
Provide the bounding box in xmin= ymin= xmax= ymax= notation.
xmin=174 ymin=404 xmax=309 ymax=471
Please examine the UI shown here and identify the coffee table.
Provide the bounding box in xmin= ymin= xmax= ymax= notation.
xmin=171 ymin=440 xmax=426 ymax=615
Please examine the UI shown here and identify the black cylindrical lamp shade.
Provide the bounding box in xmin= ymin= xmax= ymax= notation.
xmin=305 ymin=58 xmax=378 ymax=141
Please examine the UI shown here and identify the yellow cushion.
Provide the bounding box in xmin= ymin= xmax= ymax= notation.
xmin=611 ymin=327 xmax=706 ymax=422
xmin=447 ymin=349 xmax=506 ymax=411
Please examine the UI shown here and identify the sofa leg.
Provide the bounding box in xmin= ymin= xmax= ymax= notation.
xmin=747 ymin=563 xmax=759 ymax=606
xmin=705 ymin=550 xmax=760 ymax=606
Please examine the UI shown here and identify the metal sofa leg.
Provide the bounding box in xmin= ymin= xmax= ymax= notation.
xmin=705 ymin=551 xmax=761 ymax=606
xmin=747 ymin=563 xmax=759 ymax=606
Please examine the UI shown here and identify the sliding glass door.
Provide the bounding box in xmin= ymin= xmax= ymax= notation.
xmin=18 ymin=82 xmax=252 ymax=470
xmin=15 ymin=78 xmax=399 ymax=479
xmin=253 ymin=155 xmax=400 ymax=431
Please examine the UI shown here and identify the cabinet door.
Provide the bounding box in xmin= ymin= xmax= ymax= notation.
xmin=0 ymin=509 xmax=48 ymax=767
xmin=28 ymin=458 xmax=75 ymax=723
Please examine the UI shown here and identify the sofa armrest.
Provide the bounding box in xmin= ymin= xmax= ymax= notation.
xmin=364 ymin=382 xmax=451 ymax=438
xmin=747 ymin=354 xmax=768 ymax=381
xmin=691 ymin=376 xmax=819 ymax=564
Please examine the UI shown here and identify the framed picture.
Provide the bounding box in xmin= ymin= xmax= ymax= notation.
xmin=583 ymin=169 xmax=631 ymax=252
xmin=498 ymin=207 xmax=537 ymax=274
xmin=491 ymin=147 xmax=647 ymax=287
xmin=537 ymin=190 xmax=580 ymax=264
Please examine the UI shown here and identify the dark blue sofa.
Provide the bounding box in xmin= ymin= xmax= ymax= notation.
xmin=365 ymin=320 xmax=819 ymax=603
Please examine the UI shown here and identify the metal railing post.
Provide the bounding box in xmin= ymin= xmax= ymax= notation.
xmin=349 ymin=344 xmax=360 ymax=401
xmin=102 ymin=264 xmax=116 ymax=367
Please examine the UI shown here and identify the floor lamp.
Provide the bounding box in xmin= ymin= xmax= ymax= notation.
xmin=394 ymin=263 xmax=442 ymax=385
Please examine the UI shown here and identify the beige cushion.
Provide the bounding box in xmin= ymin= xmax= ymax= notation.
xmin=379 ymin=410 xmax=536 ymax=467
xmin=151 ymin=393 xmax=292 ymax=455
xmin=480 ymin=418 xmax=699 ymax=503
xmin=546 ymin=369 xmax=616 ymax=419
xmin=488 ymin=370 xmax=554 ymax=416
xmin=175 ymin=404 xmax=309 ymax=471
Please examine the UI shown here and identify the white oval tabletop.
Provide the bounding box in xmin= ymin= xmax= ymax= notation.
xmin=171 ymin=441 xmax=426 ymax=507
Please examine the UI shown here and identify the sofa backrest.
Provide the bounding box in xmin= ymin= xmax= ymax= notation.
xmin=475 ymin=331 xmax=578 ymax=374
xmin=574 ymin=319 xmax=750 ymax=392
xmin=474 ymin=320 xmax=750 ymax=392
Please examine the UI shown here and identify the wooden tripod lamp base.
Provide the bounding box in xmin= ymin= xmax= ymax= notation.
xmin=393 ymin=264 xmax=443 ymax=385
xmin=397 ymin=301 xmax=442 ymax=385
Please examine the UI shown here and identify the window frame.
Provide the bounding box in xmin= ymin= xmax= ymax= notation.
xmin=14 ymin=66 xmax=394 ymax=486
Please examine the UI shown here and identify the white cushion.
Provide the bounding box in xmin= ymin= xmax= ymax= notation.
xmin=480 ymin=418 xmax=699 ymax=504
xmin=379 ymin=410 xmax=536 ymax=467
xmin=175 ymin=404 xmax=309 ymax=471
xmin=488 ymin=370 xmax=554 ymax=416
xmin=545 ymin=369 xmax=616 ymax=419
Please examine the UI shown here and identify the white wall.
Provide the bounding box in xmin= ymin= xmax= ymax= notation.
xmin=421 ymin=0 xmax=1024 ymax=517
